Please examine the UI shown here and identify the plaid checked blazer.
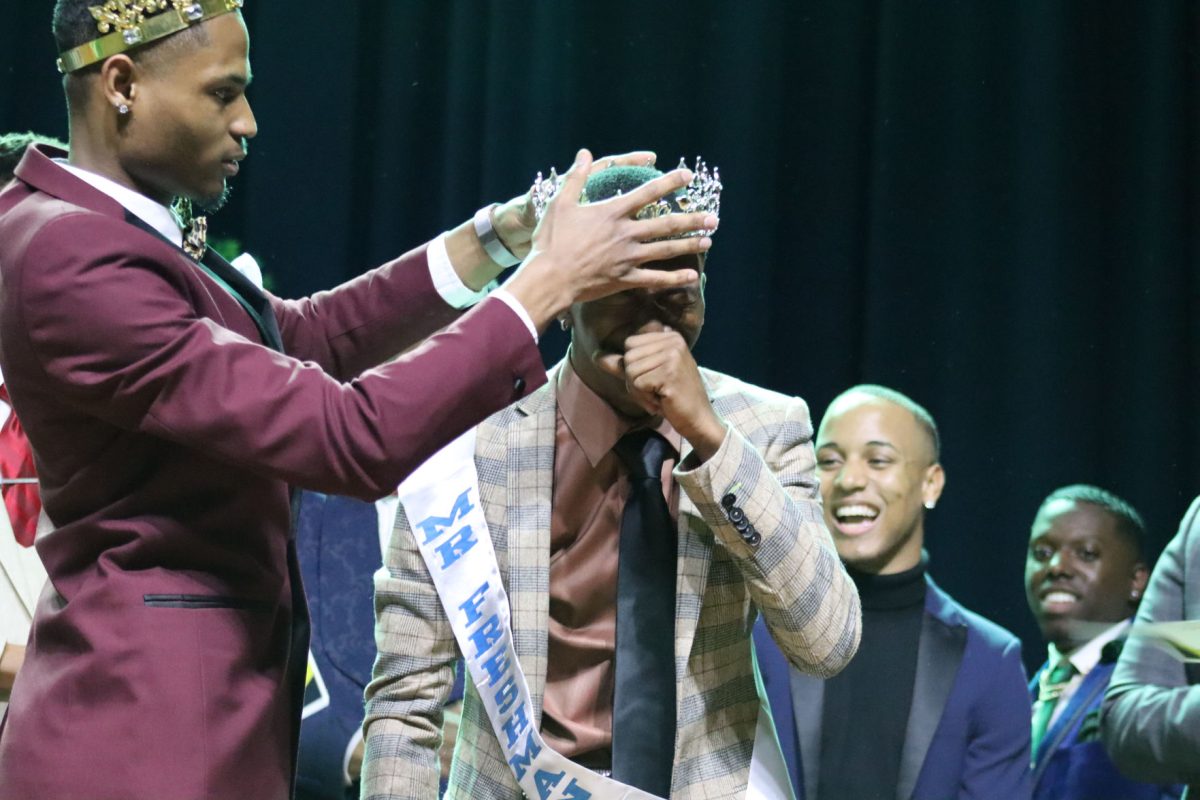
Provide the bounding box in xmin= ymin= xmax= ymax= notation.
xmin=363 ymin=365 xmax=861 ymax=800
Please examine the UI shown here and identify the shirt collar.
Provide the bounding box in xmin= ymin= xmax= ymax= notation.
xmin=54 ymin=160 xmax=182 ymax=248
xmin=556 ymin=356 xmax=682 ymax=468
xmin=1047 ymin=618 xmax=1132 ymax=677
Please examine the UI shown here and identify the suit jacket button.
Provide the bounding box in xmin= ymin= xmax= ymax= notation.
xmin=513 ymin=376 xmax=526 ymax=394
xmin=721 ymin=493 xmax=737 ymax=508
xmin=744 ymin=530 xmax=762 ymax=546
xmin=728 ymin=507 xmax=747 ymax=525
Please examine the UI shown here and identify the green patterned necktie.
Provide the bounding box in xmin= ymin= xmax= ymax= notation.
xmin=1031 ymin=658 xmax=1077 ymax=758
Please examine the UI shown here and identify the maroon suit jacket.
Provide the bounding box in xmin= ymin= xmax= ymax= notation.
xmin=0 ymin=145 xmax=545 ymax=799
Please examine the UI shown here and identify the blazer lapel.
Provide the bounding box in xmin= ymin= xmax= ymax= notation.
xmin=789 ymin=670 xmax=824 ymax=800
xmin=199 ymin=247 xmax=284 ymax=351
xmin=122 ymin=212 xmax=284 ymax=352
xmin=896 ymin=583 xmax=968 ymax=800
xmin=504 ymin=377 xmax=557 ymax=723
xmin=1030 ymin=663 xmax=1111 ymax=784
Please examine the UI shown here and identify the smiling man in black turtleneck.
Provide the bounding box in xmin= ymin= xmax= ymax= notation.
xmin=755 ymin=384 xmax=1033 ymax=800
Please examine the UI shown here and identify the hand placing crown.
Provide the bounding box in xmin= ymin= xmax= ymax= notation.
xmin=530 ymin=157 xmax=721 ymax=239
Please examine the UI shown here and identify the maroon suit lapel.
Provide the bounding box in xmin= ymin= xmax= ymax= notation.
xmin=16 ymin=144 xmax=285 ymax=353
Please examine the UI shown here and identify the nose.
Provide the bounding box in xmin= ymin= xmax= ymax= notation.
xmin=833 ymin=459 xmax=867 ymax=492
xmin=1046 ymin=548 xmax=1072 ymax=576
xmin=233 ymin=97 xmax=258 ymax=141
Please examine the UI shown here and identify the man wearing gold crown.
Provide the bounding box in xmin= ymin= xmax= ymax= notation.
xmin=366 ymin=165 xmax=862 ymax=800
xmin=0 ymin=1 xmax=720 ymax=797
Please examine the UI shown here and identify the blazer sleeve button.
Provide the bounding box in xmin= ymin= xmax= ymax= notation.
xmin=513 ymin=376 xmax=526 ymax=394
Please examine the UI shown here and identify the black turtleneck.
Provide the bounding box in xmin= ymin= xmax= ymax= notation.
xmin=815 ymin=560 xmax=927 ymax=800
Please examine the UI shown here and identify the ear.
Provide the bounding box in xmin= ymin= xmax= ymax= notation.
xmin=1129 ymin=562 xmax=1150 ymax=605
xmin=99 ymin=54 xmax=138 ymax=110
xmin=921 ymin=463 xmax=945 ymax=508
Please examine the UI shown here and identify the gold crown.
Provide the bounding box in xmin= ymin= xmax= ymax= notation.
xmin=57 ymin=0 xmax=244 ymax=74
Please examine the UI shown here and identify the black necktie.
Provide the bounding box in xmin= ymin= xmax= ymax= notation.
xmin=611 ymin=429 xmax=677 ymax=797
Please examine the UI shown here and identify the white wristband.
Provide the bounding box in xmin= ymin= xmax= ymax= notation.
xmin=473 ymin=204 xmax=522 ymax=268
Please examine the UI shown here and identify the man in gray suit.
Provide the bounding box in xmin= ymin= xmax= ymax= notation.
xmin=1102 ymin=497 xmax=1200 ymax=796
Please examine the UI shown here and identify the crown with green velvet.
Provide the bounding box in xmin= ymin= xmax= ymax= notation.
xmin=530 ymin=157 xmax=721 ymax=239
xmin=57 ymin=0 xmax=244 ymax=74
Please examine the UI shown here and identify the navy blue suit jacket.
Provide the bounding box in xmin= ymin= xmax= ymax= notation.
xmin=295 ymin=492 xmax=464 ymax=800
xmin=296 ymin=492 xmax=381 ymax=800
xmin=756 ymin=575 xmax=1032 ymax=800
xmin=1030 ymin=653 xmax=1181 ymax=800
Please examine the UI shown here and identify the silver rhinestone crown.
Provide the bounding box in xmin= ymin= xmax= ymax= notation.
xmin=529 ymin=156 xmax=721 ymax=238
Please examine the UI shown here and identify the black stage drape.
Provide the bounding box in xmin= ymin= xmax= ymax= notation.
xmin=4 ymin=1 xmax=1198 ymax=671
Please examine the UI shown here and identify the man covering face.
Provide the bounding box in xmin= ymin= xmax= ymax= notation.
xmin=365 ymin=165 xmax=860 ymax=799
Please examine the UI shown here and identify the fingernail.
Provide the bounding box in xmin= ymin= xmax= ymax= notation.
xmin=699 ymin=238 xmax=712 ymax=250
xmin=679 ymin=169 xmax=694 ymax=184
xmin=705 ymin=215 xmax=719 ymax=229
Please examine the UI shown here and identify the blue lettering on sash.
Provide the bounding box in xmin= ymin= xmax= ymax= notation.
xmin=559 ymin=779 xmax=592 ymax=799
xmin=502 ymin=702 xmax=531 ymax=748
xmin=479 ymin=647 xmax=511 ymax=687
xmin=507 ymin=730 xmax=542 ymax=782
xmin=434 ymin=523 xmax=478 ymax=569
xmin=539 ymin=773 xmax=593 ymax=800
xmin=459 ymin=582 xmax=489 ymax=626
xmin=535 ymin=769 xmax=566 ymax=799
xmin=493 ymin=675 xmax=518 ymax=714
xmin=414 ymin=488 xmax=474 ymax=545
xmin=468 ymin=614 xmax=504 ymax=657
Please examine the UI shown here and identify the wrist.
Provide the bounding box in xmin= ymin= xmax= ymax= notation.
xmin=502 ymin=255 xmax=569 ymax=333
xmin=473 ymin=204 xmax=522 ymax=268
xmin=491 ymin=200 xmax=532 ymax=256
xmin=680 ymin=409 xmax=727 ymax=464
xmin=444 ymin=219 xmax=503 ymax=290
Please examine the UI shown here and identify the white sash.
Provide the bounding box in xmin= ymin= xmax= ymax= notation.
xmin=397 ymin=428 xmax=794 ymax=800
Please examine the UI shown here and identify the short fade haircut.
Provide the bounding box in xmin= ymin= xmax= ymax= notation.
xmin=53 ymin=0 xmax=103 ymax=54
xmin=0 ymin=132 xmax=66 ymax=185
xmin=829 ymin=384 xmax=941 ymax=461
xmin=1038 ymin=484 xmax=1147 ymax=559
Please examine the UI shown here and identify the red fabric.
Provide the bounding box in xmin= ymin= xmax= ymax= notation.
xmin=0 ymin=384 xmax=39 ymax=547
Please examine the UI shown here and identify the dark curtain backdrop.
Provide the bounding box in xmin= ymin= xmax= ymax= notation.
xmin=3 ymin=1 xmax=1198 ymax=672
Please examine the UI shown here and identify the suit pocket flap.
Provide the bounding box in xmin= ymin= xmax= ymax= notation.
xmin=143 ymin=593 xmax=272 ymax=611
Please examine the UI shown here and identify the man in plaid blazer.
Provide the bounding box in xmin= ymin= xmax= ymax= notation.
xmin=363 ymin=166 xmax=861 ymax=800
